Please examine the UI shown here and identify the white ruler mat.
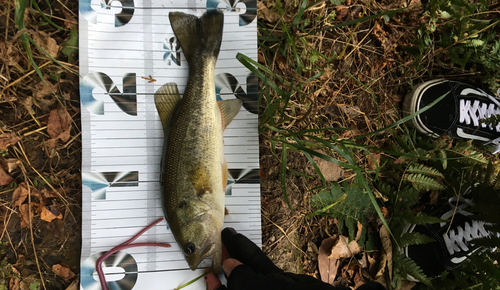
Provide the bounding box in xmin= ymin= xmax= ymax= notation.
xmin=78 ymin=0 xmax=260 ymax=289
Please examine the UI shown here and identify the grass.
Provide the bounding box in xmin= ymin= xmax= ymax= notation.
xmin=1 ymin=0 xmax=81 ymax=289
xmin=246 ymin=0 xmax=500 ymax=288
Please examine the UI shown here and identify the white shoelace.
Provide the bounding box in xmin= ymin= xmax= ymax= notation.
xmin=441 ymin=197 xmax=491 ymax=256
xmin=459 ymin=88 xmax=500 ymax=153
xmin=459 ymin=99 xmax=500 ymax=131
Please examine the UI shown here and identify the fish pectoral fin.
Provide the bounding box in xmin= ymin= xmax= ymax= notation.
xmin=218 ymin=99 xmax=242 ymax=130
xmin=154 ymin=83 xmax=181 ymax=131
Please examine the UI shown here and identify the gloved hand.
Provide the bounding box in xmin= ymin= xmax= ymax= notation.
xmin=204 ymin=228 xmax=385 ymax=290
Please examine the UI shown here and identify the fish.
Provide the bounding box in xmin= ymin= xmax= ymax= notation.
xmin=154 ymin=10 xmax=242 ymax=275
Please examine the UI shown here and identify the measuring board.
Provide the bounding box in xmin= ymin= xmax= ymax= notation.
xmin=78 ymin=0 xmax=260 ymax=289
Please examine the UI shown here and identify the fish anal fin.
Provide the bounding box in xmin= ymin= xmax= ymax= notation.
xmin=154 ymin=83 xmax=181 ymax=131
xmin=218 ymin=99 xmax=242 ymax=130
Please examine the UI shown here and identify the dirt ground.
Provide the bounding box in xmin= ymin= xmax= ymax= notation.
xmin=0 ymin=0 xmax=497 ymax=289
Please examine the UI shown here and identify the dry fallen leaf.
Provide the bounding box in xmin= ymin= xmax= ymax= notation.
xmin=47 ymin=106 xmax=72 ymax=142
xmin=34 ymin=78 xmax=58 ymax=99
xmin=257 ymin=1 xmax=281 ymax=23
xmin=329 ymin=235 xmax=362 ymax=260
xmin=313 ymin=156 xmax=344 ymax=182
xmin=62 ymin=9 xmax=77 ymax=30
xmin=0 ymin=132 xmax=20 ymax=150
xmin=65 ymin=278 xmax=79 ymax=290
xmin=5 ymin=158 xmax=19 ymax=173
xmin=19 ymin=204 xmax=33 ymax=228
xmin=0 ymin=41 xmax=20 ymax=67
xmin=21 ymin=96 xmax=36 ymax=115
xmin=338 ymin=104 xmax=364 ymax=119
xmin=408 ymin=0 xmax=422 ymax=7
xmin=336 ymin=5 xmax=349 ymax=21
xmin=52 ymin=264 xmax=76 ymax=282
xmin=367 ymin=253 xmax=378 ymax=278
xmin=379 ymin=225 xmax=393 ymax=280
xmin=318 ymin=235 xmax=341 ymax=284
xmin=42 ymin=187 xmax=69 ymax=199
xmin=12 ymin=183 xmax=29 ymax=207
xmin=0 ymin=164 xmax=13 ymax=185
xmin=367 ymin=152 xmax=381 ymax=169
xmin=430 ymin=191 xmax=439 ymax=205
xmin=39 ymin=204 xmax=63 ymax=223
xmin=9 ymin=266 xmax=21 ymax=290
xmin=374 ymin=250 xmax=387 ymax=280
xmin=32 ymin=31 xmax=59 ymax=58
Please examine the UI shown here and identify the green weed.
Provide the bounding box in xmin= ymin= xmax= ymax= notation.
xmin=414 ymin=0 xmax=500 ymax=91
xmin=375 ymin=125 xmax=500 ymax=288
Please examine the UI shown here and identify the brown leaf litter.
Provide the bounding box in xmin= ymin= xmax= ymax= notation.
xmin=313 ymin=155 xmax=344 ymax=182
xmin=31 ymin=30 xmax=59 ymax=59
xmin=47 ymin=106 xmax=72 ymax=143
xmin=12 ymin=182 xmax=64 ymax=228
xmin=0 ymin=163 xmax=14 ymax=185
xmin=52 ymin=264 xmax=76 ymax=282
xmin=0 ymin=132 xmax=20 ymax=150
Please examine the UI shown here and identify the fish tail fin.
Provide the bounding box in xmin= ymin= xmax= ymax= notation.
xmin=169 ymin=11 xmax=224 ymax=65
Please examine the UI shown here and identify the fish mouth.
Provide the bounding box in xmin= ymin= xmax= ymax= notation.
xmin=188 ymin=240 xmax=217 ymax=270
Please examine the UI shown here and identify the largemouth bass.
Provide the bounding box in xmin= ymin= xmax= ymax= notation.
xmin=154 ymin=11 xmax=242 ymax=275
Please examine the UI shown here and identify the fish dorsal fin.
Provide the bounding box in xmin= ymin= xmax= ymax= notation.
xmin=154 ymin=83 xmax=181 ymax=131
xmin=218 ymin=99 xmax=242 ymax=130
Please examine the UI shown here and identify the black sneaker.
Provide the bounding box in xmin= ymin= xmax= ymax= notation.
xmin=404 ymin=196 xmax=496 ymax=280
xmin=403 ymin=79 xmax=500 ymax=153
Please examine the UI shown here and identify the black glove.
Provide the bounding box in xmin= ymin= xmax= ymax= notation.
xmin=217 ymin=228 xmax=385 ymax=290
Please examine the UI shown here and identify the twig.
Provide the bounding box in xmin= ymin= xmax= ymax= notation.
xmin=1 ymin=209 xmax=16 ymax=258
xmin=23 ymin=126 xmax=48 ymax=137
xmin=3 ymin=61 xmax=51 ymax=90
xmin=4 ymin=0 xmax=10 ymax=42
xmin=338 ymin=0 xmax=374 ymax=60
xmin=20 ymin=163 xmax=47 ymax=290
xmin=262 ymin=213 xmax=306 ymax=255
xmin=60 ymin=131 xmax=81 ymax=149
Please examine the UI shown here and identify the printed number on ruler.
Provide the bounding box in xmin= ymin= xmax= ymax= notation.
xmin=215 ymin=73 xmax=258 ymax=114
xmin=81 ymin=72 xmax=137 ymax=116
xmin=80 ymin=0 xmax=135 ymax=26
xmin=82 ymin=171 xmax=139 ymax=200
xmin=163 ymin=37 xmax=181 ymax=66
xmin=207 ymin=0 xmax=257 ymax=26
xmin=81 ymin=251 xmax=138 ymax=290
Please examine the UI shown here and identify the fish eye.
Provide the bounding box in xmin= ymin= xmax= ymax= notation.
xmin=184 ymin=243 xmax=195 ymax=255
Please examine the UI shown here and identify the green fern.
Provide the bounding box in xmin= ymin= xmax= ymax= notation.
xmin=309 ymin=181 xmax=374 ymax=242
xmin=437 ymin=149 xmax=447 ymax=170
xmin=465 ymin=38 xmax=484 ymax=47
xmin=405 ymin=173 xmax=445 ymax=191
xmin=457 ymin=150 xmax=488 ymax=165
xmin=397 ymin=232 xmax=435 ymax=248
xmin=394 ymin=210 xmax=445 ymax=226
xmin=407 ymin=164 xmax=444 ymax=178
xmin=392 ymin=251 xmax=431 ymax=286
xmin=383 ymin=126 xmax=500 ymax=288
